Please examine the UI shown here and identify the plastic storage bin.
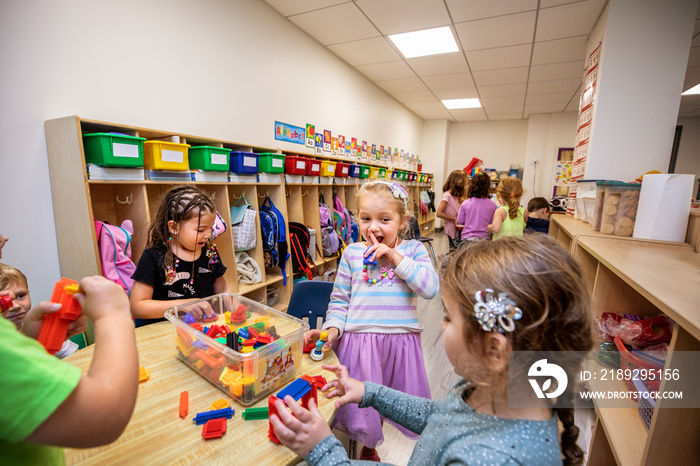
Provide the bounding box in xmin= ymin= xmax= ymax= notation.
xmin=336 ymin=162 xmax=350 ymax=178
xmin=359 ymin=165 xmax=370 ymax=178
xmin=258 ymin=153 xmax=285 ymax=174
xmin=165 ymin=293 xmax=308 ymax=405
xmin=574 ymin=180 xmax=599 ymax=223
xmin=369 ymin=167 xmax=380 ymax=178
xmin=592 ymin=181 xmax=607 ymax=231
xmin=349 ymin=164 xmax=361 ymax=178
xmin=188 ymin=146 xmax=230 ymax=172
xmin=229 ymin=151 xmax=258 ymax=174
xmin=285 ymin=156 xmax=307 ymax=175
xmin=600 ymin=182 xmax=642 ymax=236
xmin=378 ymin=168 xmax=386 ymax=179
xmin=306 ymin=159 xmax=321 ymax=176
xmin=144 ymin=140 xmax=190 ymax=171
xmin=320 ymin=161 xmax=336 ymax=177
xmin=83 ymin=132 xmax=146 ymax=167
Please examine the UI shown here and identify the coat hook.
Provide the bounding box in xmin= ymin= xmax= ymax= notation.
xmin=257 ymin=191 xmax=270 ymax=198
xmin=302 ymin=190 xmax=308 ymax=197
xmin=285 ymin=189 xmax=290 ymax=198
xmin=233 ymin=193 xmax=242 ymax=200
xmin=116 ymin=193 xmax=133 ymax=205
xmin=209 ymin=191 xmax=216 ymax=201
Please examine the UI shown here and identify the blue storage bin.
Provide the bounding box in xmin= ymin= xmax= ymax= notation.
xmin=229 ymin=151 xmax=258 ymax=174
xmin=349 ymin=164 xmax=361 ymax=178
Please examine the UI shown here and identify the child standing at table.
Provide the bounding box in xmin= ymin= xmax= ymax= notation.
xmin=456 ymin=172 xmax=497 ymax=242
xmin=488 ymin=177 xmax=528 ymax=239
xmin=0 ymin=263 xmax=81 ymax=358
xmin=1 ymin=276 xmax=138 ymax=464
xmin=131 ymin=185 xmax=229 ymax=326
xmin=271 ymin=235 xmax=594 ymax=465
xmin=305 ymin=181 xmax=439 ymax=462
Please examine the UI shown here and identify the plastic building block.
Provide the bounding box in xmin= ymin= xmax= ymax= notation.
xmin=179 ymin=391 xmax=189 ymax=418
xmin=183 ymin=313 xmax=196 ymax=324
xmin=231 ymin=304 xmax=247 ymax=324
xmin=193 ymin=407 xmax=234 ymax=425
xmin=138 ymin=366 xmax=150 ymax=382
xmin=0 ymin=295 xmax=13 ymax=311
xmin=363 ymin=247 xmax=378 ymax=266
xmin=189 ymin=322 xmax=204 ymax=332
xmin=242 ymin=406 xmax=269 ymax=420
xmin=210 ymin=398 xmax=230 ymax=411
xmin=37 ymin=278 xmax=82 ymax=355
xmin=309 ymin=375 xmax=328 ymax=389
xmin=202 ymin=313 xmax=218 ymax=322
xmin=268 ymin=375 xmax=318 ymax=444
xmin=276 ymin=377 xmax=311 ymax=401
xmin=202 ymin=418 xmax=227 ymax=439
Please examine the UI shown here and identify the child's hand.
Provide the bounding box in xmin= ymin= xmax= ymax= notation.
xmin=19 ymin=301 xmax=64 ymax=339
xmin=74 ymin=276 xmax=131 ymax=324
xmin=269 ymin=396 xmax=331 ymax=458
xmin=304 ymin=327 xmax=338 ymax=350
xmin=182 ymin=300 xmax=216 ymax=321
xmin=321 ymin=364 xmax=365 ymax=408
xmin=365 ymin=231 xmax=404 ymax=267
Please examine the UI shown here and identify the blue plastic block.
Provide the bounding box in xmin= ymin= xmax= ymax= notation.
xmin=362 ymin=247 xmax=377 ymax=266
xmin=193 ymin=407 xmax=235 ymax=425
xmin=183 ymin=313 xmax=196 ymax=324
xmin=276 ymin=378 xmax=311 ymax=402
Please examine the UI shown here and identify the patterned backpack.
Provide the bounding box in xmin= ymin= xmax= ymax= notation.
xmin=319 ymin=195 xmax=340 ymax=256
xmin=94 ymin=219 xmax=137 ymax=294
xmin=259 ymin=196 xmax=289 ymax=285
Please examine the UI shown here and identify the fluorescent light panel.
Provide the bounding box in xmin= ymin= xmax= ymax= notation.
xmin=682 ymin=83 xmax=700 ymax=95
xmin=389 ymin=26 xmax=459 ymax=59
xmin=442 ymin=98 xmax=481 ymax=109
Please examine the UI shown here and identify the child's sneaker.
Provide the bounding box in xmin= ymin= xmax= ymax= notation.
xmin=360 ymin=448 xmax=381 ymax=462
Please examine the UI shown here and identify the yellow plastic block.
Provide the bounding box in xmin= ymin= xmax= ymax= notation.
xmin=240 ymin=346 xmax=254 ymax=353
xmin=138 ymin=366 xmax=150 ymax=383
xmin=230 ymin=382 xmax=242 ymax=397
xmin=64 ymin=283 xmax=80 ymax=295
xmin=224 ymin=311 xmax=231 ymax=325
xmin=210 ymin=398 xmax=230 ymax=411
xmin=253 ymin=316 xmax=270 ymax=327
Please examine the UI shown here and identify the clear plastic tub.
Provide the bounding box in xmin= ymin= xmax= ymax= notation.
xmin=600 ymin=182 xmax=642 ymax=236
xmin=165 ymin=293 xmax=307 ymax=405
xmin=592 ymin=181 xmax=607 ymax=231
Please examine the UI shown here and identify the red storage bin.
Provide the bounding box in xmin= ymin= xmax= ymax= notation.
xmin=336 ymin=162 xmax=350 ymax=178
xmin=306 ymin=159 xmax=321 ymax=176
xmin=285 ymin=156 xmax=307 ymax=175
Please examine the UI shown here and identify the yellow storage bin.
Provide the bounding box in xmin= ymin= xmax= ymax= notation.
xmin=386 ymin=169 xmax=393 ymax=180
xmin=320 ymin=160 xmax=336 ymax=177
xmin=369 ymin=167 xmax=380 ymax=178
xmin=144 ymin=140 xmax=190 ymax=171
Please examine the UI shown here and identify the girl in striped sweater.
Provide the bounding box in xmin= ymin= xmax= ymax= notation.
xmin=305 ymin=181 xmax=439 ymax=461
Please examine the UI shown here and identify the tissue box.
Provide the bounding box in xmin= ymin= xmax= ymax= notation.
xmin=600 ymin=182 xmax=641 ymax=236
xmin=165 ymin=294 xmax=307 ymax=405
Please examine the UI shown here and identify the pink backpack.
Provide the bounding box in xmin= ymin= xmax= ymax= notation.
xmin=94 ymin=219 xmax=137 ymax=294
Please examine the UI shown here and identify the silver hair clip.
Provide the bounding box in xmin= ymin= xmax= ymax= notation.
xmin=473 ymin=289 xmax=522 ymax=333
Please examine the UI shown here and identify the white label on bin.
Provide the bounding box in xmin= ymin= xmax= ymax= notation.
xmin=296 ymin=161 xmax=305 ymax=170
xmin=342 ymin=167 xmax=349 ymax=174
xmin=312 ymin=163 xmax=320 ymax=171
xmin=211 ymin=153 xmax=227 ymax=165
xmin=272 ymin=158 xmax=283 ymax=168
xmin=162 ymin=149 xmax=183 ymax=164
xmin=243 ymin=156 xmax=256 ymax=167
xmin=327 ymin=165 xmax=335 ymax=174
xmin=113 ymin=142 xmax=139 ymax=158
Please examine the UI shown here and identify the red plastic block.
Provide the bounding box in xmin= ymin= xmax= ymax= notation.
xmin=179 ymin=391 xmax=189 ymax=418
xmin=0 ymin=295 xmax=13 ymax=311
xmin=309 ymin=375 xmax=327 ymax=389
xmin=37 ymin=278 xmax=82 ymax=355
xmin=201 ymin=418 xmax=227 ymax=439
xmin=268 ymin=375 xmax=318 ymax=444
xmin=189 ymin=322 xmax=204 ymax=332
xmin=231 ymin=304 xmax=247 ymax=324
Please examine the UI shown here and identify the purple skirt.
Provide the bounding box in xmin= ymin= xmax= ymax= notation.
xmin=331 ymin=332 xmax=431 ymax=448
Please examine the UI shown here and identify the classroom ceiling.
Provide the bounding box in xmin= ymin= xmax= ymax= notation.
xmin=263 ymin=0 xmax=700 ymax=122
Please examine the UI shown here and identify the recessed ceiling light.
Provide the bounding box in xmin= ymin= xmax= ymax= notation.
xmin=389 ymin=26 xmax=459 ymax=59
xmin=442 ymin=98 xmax=481 ymax=109
xmin=682 ymin=83 xmax=700 ymax=95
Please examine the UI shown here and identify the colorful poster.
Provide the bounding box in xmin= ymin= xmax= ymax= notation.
xmin=323 ymin=130 xmax=331 ymax=154
xmin=362 ymin=141 xmax=368 ymax=160
xmin=338 ymin=135 xmax=345 ymax=157
xmin=553 ymin=147 xmax=574 ymax=197
xmin=331 ymin=137 xmax=338 ymax=157
xmin=351 ymin=138 xmax=357 ymax=157
xmin=345 ymin=141 xmax=351 ymax=158
xmin=305 ymin=124 xmax=315 ymax=148
xmin=371 ymin=144 xmax=376 ymax=159
xmin=274 ymin=121 xmax=305 ymax=145
xmin=315 ymin=133 xmax=323 ymax=156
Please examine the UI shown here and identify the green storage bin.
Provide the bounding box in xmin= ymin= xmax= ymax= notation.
xmin=83 ymin=132 xmax=146 ymax=167
xmin=378 ymin=168 xmax=386 ymax=178
xmin=258 ymin=152 xmax=285 ymax=173
xmin=401 ymin=171 xmax=408 ymax=181
xmin=188 ymin=146 xmax=230 ymax=172
xmin=359 ymin=165 xmax=370 ymax=178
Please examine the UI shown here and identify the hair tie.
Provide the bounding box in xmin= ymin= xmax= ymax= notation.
xmin=509 ymin=194 xmax=514 ymax=198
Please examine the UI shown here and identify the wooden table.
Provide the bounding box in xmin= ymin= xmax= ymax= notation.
xmin=64 ymin=322 xmax=339 ymax=465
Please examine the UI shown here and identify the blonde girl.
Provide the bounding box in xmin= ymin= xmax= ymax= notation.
xmin=489 ymin=177 xmax=528 ymax=239
xmin=130 ymin=185 xmax=229 ymax=326
xmin=270 ymin=235 xmax=593 ymax=465
xmin=304 ymin=180 xmax=439 ymax=461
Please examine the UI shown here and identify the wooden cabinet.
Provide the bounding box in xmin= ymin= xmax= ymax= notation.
xmin=550 ymin=216 xmax=700 ymax=466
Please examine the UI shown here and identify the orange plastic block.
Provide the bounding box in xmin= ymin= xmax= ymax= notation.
xmin=37 ymin=278 xmax=82 ymax=355
xmin=179 ymin=391 xmax=189 ymax=418
xmin=202 ymin=418 xmax=227 ymax=439
xmin=139 ymin=367 xmax=150 ymax=382
xmin=210 ymin=398 xmax=230 ymax=411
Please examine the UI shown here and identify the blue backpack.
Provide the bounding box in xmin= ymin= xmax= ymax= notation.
xmin=259 ymin=196 xmax=289 ymax=285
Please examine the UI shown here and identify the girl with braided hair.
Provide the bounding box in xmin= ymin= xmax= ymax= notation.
xmin=130 ymin=185 xmax=229 ymax=326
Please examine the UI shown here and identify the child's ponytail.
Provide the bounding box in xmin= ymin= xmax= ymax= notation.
xmin=556 ymin=405 xmax=584 ymax=465
xmin=496 ymin=177 xmax=524 ymax=219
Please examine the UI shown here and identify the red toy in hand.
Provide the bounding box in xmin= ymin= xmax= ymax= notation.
xmin=37 ymin=278 xmax=82 ymax=355
xmin=0 ymin=295 xmax=13 ymax=311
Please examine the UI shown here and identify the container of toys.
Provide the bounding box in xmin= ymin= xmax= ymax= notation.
xmin=599 ymin=182 xmax=642 ymax=236
xmin=165 ymin=293 xmax=307 ymax=405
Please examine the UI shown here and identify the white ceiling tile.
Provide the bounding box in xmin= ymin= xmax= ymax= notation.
xmin=536 ymin=0 xmax=607 ymax=42
xmin=432 ymin=87 xmax=480 ymax=100
xmin=487 ymin=105 xmax=525 ymax=114
xmin=565 ymin=99 xmax=579 ymax=112
xmin=529 ymin=61 xmax=584 ymax=82
xmin=403 ymin=100 xmax=447 ymax=112
xmin=525 ymin=92 xmax=574 ymax=104
xmin=478 ymin=83 xmax=527 ymax=97
xmin=422 ymin=72 xmax=475 ymax=89
xmin=355 ymin=0 xmax=451 ymax=35
xmin=466 ymin=44 xmax=532 ymax=71
xmin=527 ymin=78 xmax=581 ymax=95
xmin=540 ymin=0 xmax=584 ymax=7
xmin=532 ymin=35 xmax=588 ymax=65
xmin=454 ymin=11 xmax=536 ymax=51
xmin=263 ymin=0 xmax=349 ymax=17
xmin=391 ymin=90 xmax=439 ymax=103
xmin=288 ymin=3 xmax=379 ymax=45
xmin=489 ymin=113 xmax=525 ymax=120
xmin=524 ymin=102 xmax=569 ymax=116
xmin=375 ymin=77 xmax=429 ymax=93
xmin=413 ymin=108 xmax=456 ymax=120
xmin=447 ymin=0 xmax=538 ymax=23
xmin=356 ymin=61 xmax=416 ymax=81
xmin=472 ymin=67 xmax=529 ymax=86
xmin=407 ymin=53 xmax=470 ymax=77
xmin=685 ymin=66 xmax=700 ymax=84
xmin=328 ymin=37 xmax=402 ymax=66
xmin=481 ymin=95 xmax=526 ymax=107
xmin=449 ymin=108 xmax=488 ymax=121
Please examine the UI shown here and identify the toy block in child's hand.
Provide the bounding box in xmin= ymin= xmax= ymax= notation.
xmin=0 ymin=295 xmax=13 ymax=310
xmin=37 ymin=278 xmax=82 ymax=355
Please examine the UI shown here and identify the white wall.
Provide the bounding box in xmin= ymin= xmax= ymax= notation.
xmin=675 ymin=117 xmax=700 ymax=196
xmin=0 ymin=0 xmax=423 ymax=299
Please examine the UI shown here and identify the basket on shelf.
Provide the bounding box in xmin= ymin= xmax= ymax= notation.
xmin=632 ymin=377 xmax=656 ymax=430
xmin=613 ymin=336 xmax=664 ymax=399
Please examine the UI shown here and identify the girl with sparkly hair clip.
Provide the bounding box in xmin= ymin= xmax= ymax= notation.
xmin=130 ymin=185 xmax=230 ymax=326
xmin=270 ymin=234 xmax=592 ymax=465
xmin=302 ymin=180 xmax=438 ymax=462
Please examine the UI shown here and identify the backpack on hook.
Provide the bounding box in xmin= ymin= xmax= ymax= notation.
xmin=259 ymin=196 xmax=289 ymax=285
xmin=94 ymin=219 xmax=137 ymax=295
